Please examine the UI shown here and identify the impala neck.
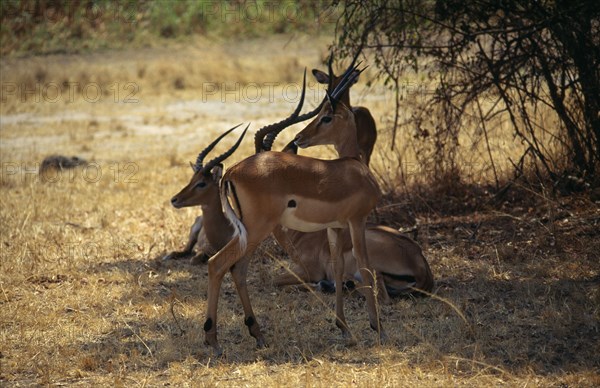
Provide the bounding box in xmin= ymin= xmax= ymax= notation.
xmin=335 ymin=135 xmax=362 ymax=160
xmin=201 ymin=193 xmax=233 ymax=248
xmin=340 ymin=90 xmax=351 ymax=108
xmin=334 ymin=110 xmax=362 ymax=160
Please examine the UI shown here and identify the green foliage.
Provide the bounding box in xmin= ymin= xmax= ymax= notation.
xmin=0 ymin=0 xmax=335 ymax=56
xmin=333 ymin=0 xmax=600 ymax=188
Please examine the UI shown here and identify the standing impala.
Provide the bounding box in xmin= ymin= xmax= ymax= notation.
xmin=167 ymin=63 xmax=433 ymax=302
xmin=257 ymin=62 xmax=432 ymax=301
xmin=200 ymin=64 xmax=386 ymax=354
xmin=166 ymin=56 xmax=374 ymax=265
xmin=311 ymin=58 xmax=377 ymax=165
xmin=168 ymin=122 xmax=433 ymax=302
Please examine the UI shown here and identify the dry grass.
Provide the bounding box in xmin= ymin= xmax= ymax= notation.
xmin=1 ymin=35 xmax=599 ymax=386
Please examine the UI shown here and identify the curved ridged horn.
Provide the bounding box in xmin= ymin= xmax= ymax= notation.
xmin=327 ymin=52 xmax=335 ymax=93
xmin=202 ymin=123 xmax=249 ymax=175
xmin=262 ymin=99 xmax=324 ymax=151
xmin=326 ymin=47 xmax=363 ymax=110
xmin=329 ymin=61 xmax=365 ymax=111
xmin=332 ymin=63 xmax=365 ymax=102
xmin=254 ymin=69 xmax=308 ymax=153
xmin=194 ymin=123 xmax=243 ymax=173
xmin=262 ymin=69 xmax=328 ymax=151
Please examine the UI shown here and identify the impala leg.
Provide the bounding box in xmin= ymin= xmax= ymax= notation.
xmin=327 ymin=228 xmax=352 ymax=341
xmin=352 ymin=270 xmax=391 ymax=305
xmin=229 ymin=249 xmax=266 ymax=348
xmin=204 ymin=236 xmax=246 ymax=355
xmin=348 ymin=219 xmax=388 ymax=344
xmin=190 ymin=228 xmax=214 ymax=265
xmin=274 ymin=266 xmax=310 ymax=287
xmin=163 ymin=216 xmax=202 ymax=261
xmin=376 ymin=271 xmax=392 ymax=305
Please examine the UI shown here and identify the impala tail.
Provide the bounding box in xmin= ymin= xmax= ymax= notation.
xmin=416 ymin=255 xmax=435 ymax=295
xmin=388 ymin=233 xmax=435 ymax=296
xmin=366 ymin=228 xmax=435 ymax=297
xmin=380 ymin=272 xmax=418 ymax=297
xmin=221 ymin=179 xmax=248 ymax=252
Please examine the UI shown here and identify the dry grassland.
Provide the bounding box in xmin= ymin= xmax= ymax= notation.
xmin=1 ymin=35 xmax=599 ymax=386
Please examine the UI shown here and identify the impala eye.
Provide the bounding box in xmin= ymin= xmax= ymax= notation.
xmin=195 ymin=181 xmax=207 ymax=189
xmin=320 ymin=116 xmax=332 ymax=124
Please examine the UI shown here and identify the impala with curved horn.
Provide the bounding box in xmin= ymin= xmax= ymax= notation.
xmin=167 ymin=124 xmax=248 ymax=263
xmin=256 ymin=62 xmax=433 ymax=302
xmin=163 ymin=71 xmax=324 ymax=265
xmin=201 ymin=62 xmax=387 ymax=355
xmin=310 ymin=53 xmax=377 ymax=164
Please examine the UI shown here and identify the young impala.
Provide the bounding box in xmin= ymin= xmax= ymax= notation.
xmin=198 ymin=64 xmax=387 ymax=355
xmin=168 ymin=124 xmax=247 ymax=264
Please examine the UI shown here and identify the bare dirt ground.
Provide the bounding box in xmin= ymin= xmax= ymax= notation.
xmin=1 ymin=36 xmax=599 ymax=386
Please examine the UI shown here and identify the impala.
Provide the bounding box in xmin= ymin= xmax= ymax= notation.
xmin=168 ymin=124 xmax=247 ymax=264
xmin=198 ymin=64 xmax=387 ymax=354
xmin=271 ymin=226 xmax=433 ymax=300
xmin=258 ymin=62 xmax=432 ymax=301
xmin=311 ymin=58 xmax=377 ymax=165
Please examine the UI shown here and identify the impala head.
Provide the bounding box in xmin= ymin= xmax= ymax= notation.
xmin=293 ymin=99 xmax=356 ymax=149
xmin=171 ymin=124 xmax=248 ymax=209
xmin=294 ymin=62 xmax=365 ymax=152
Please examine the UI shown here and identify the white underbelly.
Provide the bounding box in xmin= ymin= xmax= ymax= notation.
xmin=280 ymin=209 xmax=346 ymax=232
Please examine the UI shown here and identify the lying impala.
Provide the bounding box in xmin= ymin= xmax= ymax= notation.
xmin=195 ymin=64 xmax=390 ymax=354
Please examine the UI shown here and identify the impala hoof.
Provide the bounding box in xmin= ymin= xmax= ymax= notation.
xmin=344 ymin=335 xmax=358 ymax=347
xmin=256 ymin=337 xmax=268 ymax=349
xmin=204 ymin=338 xmax=223 ymax=357
xmin=204 ymin=326 xmax=223 ymax=356
xmin=339 ymin=326 xmax=356 ymax=346
xmin=190 ymin=253 xmax=209 ymax=265
xmin=212 ymin=346 xmax=224 ymax=357
xmin=378 ymin=330 xmax=389 ymax=345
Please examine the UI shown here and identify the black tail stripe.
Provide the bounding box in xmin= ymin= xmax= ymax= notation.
xmin=229 ymin=181 xmax=243 ymax=221
xmin=382 ymin=272 xmax=416 ymax=283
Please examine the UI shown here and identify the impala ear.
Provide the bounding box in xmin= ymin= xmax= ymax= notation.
xmin=211 ymin=164 xmax=223 ymax=182
xmin=312 ymin=69 xmax=329 ymax=84
xmin=189 ymin=161 xmax=196 ymax=172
